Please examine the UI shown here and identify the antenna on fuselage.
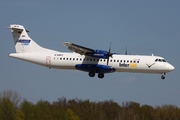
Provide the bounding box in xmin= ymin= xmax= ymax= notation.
xmin=125 ymin=46 xmax=127 ymax=55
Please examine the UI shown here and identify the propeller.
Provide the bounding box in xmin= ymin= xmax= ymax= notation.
xmin=106 ymin=43 xmax=113 ymax=65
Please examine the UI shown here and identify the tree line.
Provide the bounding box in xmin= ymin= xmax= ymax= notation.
xmin=0 ymin=90 xmax=180 ymax=120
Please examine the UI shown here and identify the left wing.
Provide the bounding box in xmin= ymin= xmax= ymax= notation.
xmin=63 ymin=42 xmax=95 ymax=55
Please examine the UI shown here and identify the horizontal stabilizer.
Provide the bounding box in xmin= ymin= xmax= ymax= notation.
xmin=7 ymin=26 xmax=29 ymax=32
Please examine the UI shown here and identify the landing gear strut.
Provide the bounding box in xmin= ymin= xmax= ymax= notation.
xmin=161 ymin=73 xmax=166 ymax=80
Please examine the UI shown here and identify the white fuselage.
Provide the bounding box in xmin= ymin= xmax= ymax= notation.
xmin=7 ymin=24 xmax=175 ymax=79
xmin=9 ymin=51 xmax=174 ymax=74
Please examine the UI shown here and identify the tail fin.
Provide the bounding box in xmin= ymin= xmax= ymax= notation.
xmin=8 ymin=24 xmax=43 ymax=53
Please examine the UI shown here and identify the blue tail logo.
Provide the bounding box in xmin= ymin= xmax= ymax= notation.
xmin=17 ymin=39 xmax=31 ymax=46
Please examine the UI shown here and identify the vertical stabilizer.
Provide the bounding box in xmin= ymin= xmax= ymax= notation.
xmin=8 ymin=24 xmax=43 ymax=53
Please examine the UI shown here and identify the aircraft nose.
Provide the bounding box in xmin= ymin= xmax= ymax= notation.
xmin=168 ymin=64 xmax=175 ymax=71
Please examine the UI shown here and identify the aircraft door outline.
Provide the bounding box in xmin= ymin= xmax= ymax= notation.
xmin=46 ymin=56 xmax=51 ymax=67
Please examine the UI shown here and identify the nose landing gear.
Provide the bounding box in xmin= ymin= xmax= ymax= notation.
xmin=161 ymin=73 xmax=166 ymax=80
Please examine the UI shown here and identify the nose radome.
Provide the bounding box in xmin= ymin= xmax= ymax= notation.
xmin=169 ymin=64 xmax=175 ymax=71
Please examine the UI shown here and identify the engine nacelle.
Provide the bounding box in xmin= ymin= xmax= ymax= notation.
xmin=75 ymin=64 xmax=116 ymax=73
xmin=86 ymin=50 xmax=108 ymax=58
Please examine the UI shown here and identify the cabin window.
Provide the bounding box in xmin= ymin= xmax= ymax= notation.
xmin=134 ymin=61 xmax=136 ymax=63
xmin=127 ymin=60 xmax=129 ymax=63
xmin=63 ymin=58 xmax=65 ymax=60
xmin=110 ymin=60 xmax=112 ymax=62
xmin=124 ymin=60 xmax=126 ymax=62
xmin=137 ymin=61 xmax=139 ymax=63
xmin=117 ymin=60 xmax=119 ymax=62
xmin=120 ymin=60 xmax=122 ymax=62
xmin=76 ymin=58 xmax=78 ymax=61
xmin=104 ymin=59 xmax=106 ymax=62
xmin=114 ymin=60 xmax=116 ymax=62
xmin=66 ymin=58 xmax=68 ymax=60
xmin=69 ymin=58 xmax=71 ymax=60
xmin=73 ymin=58 xmax=75 ymax=60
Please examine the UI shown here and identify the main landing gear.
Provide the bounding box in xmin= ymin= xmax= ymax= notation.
xmin=89 ymin=71 xmax=95 ymax=77
xmin=98 ymin=73 xmax=104 ymax=78
xmin=161 ymin=73 xmax=166 ymax=80
xmin=89 ymin=71 xmax=104 ymax=79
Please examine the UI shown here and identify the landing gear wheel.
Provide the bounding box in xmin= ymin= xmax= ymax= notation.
xmin=161 ymin=74 xmax=165 ymax=80
xmin=161 ymin=73 xmax=166 ymax=80
xmin=89 ymin=71 xmax=95 ymax=77
xmin=98 ymin=73 xmax=104 ymax=79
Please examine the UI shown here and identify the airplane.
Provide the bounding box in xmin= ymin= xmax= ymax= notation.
xmin=7 ymin=24 xmax=174 ymax=80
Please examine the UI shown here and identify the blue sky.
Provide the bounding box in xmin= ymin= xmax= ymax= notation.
xmin=0 ymin=0 xmax=180 ymax=107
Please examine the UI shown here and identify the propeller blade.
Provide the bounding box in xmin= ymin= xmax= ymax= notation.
xmin=109 ymin=42 xmax=111 ymax=53
xmin=106 ymin=42 xmax=113 ymax=65
xmin=108 ymin=42 xmax=113 ymax=57
xmin=107 ymin=56 xmax=109 ymax=65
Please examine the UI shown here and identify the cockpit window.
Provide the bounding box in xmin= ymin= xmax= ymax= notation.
xmin=155 ymin=58 xmax=166 ymax=62
xmin=162 ymin=59 xmax=166 ymax=62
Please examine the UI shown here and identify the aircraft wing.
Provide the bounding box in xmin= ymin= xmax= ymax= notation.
xmin=63 ymin=42 xmax=94 ymax=55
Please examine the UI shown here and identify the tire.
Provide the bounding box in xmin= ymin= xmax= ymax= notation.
xmin=89 ymin=71 xmax=95 ymax=77
xmin=98 ymin=73 xmax=104 ymax=79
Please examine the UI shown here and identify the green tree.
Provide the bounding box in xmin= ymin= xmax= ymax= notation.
xmin=51 ymin=98 xmax=70 ymax=120
xmin=34 ymin=100 xmax=53 ymax=120
xmin=67 ymin=109 xmax=80 ymax=120
xmin=0 ymin=98 xmax=16 ymax=120
xmin=1 ymin=91 xmax=180 ymax=120
xmin=0 ymin=90 xmax=21 ymax=108
xmin=16 ymin=109 xmax=25 ymax=120
xmin=20 ymin=100 xmax=35 ymax=120
xmin=98 ymin=100 xmax=121 ymax=120
xmin=121 ymin=101 xmax=141 ymax=120
xmin=140 ymin=104 xmax=154 ymax=120
xmin=154 ymin=104 xmax=180 ymax=120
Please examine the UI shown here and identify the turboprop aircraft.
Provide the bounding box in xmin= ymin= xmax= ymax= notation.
xmin=7 ymin=24 xmax=174 ymax=79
